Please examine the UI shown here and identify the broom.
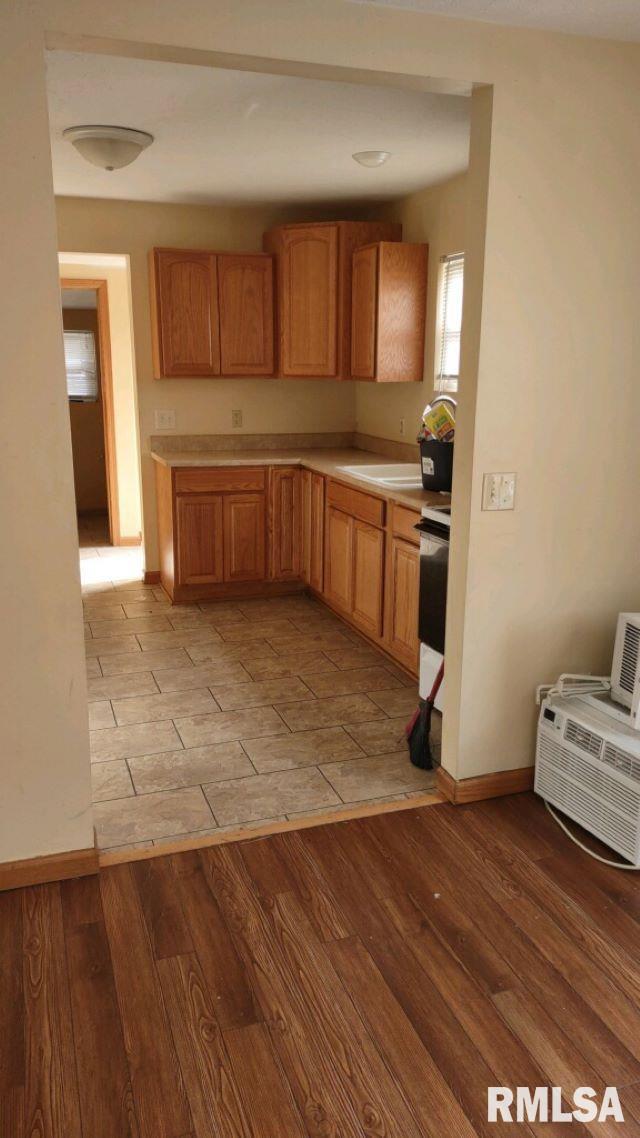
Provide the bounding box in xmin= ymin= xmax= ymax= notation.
xmin=406 ymin=661 xmax=444 ymax=770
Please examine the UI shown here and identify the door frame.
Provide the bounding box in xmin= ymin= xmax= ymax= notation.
xmin=61 ymin=277 xmax=120 ymax=545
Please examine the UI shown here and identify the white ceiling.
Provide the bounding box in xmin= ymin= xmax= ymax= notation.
xmin=349 ymin=0 xmax=640 ymax=42
xmin=46 ymin=52 xmax=470 ymax=206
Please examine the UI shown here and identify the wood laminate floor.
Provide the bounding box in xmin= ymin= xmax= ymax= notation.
xmin=3 ymin=792 xmax=640 ymax=1137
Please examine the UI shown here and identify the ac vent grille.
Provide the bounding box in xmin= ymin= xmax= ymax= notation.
xmin=619 ymin=622 xmax=640 ymax=695
xmin=602 ymin=743 xmax=640 ymax=785
xmin=564 ymin=719 xmax=602 ymax=758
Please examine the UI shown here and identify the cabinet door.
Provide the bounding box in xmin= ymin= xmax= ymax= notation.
xmin=386 ymin=536 xmax=420 ymax=670
xmin=153 ymin=250 xmax=220 ymax=377
xmin=309 ymin=473 xmax=325 ymax=593
xmin=301 ymin=470 xmax=312 ymax=586
xmin=351 ymin=244 xmax=378 ymax=379
xmin=175 ymin=494 xmax=224 ymax=585
xmin=280 ymin=226 xmax=338 ymax=377
xmin=352 ymin=520 xmax=384 ymax=637
xmin=269 ymin=467 xmax=302 ymax=580
xmin=223 ymin=494 xmax=266 ymax=582
xmin=218 ymin=254 xmax=274 ymax=376
xmin=324 ymin=507 xmax=353 ymax=613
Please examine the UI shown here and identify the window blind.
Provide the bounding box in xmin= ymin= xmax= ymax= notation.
xmin=64 ymin=330 xmax=98 ymax=401
xmin=436 ymin=253 xmax=464 ymax=390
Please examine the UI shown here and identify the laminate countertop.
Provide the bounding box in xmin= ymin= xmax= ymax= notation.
xmin=151 ymin=447 xmax=451 ymax=514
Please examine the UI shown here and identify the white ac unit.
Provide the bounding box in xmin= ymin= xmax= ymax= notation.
xmin=611 ymin=613 xmax=640 ymax=721
xmin=535 ymin=693 xmax=640 ymax=866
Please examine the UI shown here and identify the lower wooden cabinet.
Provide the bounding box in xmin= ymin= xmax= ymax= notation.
xmin=175 ymin=494 xmax=224 ymax=586
xmin=269 ymin=467 xmax=302 ymax=580
xmin=223 ymin=494 xmax=265 ymax=582
xmin=324 ymin=507 xmax=354 ymax=612
xmin=302 ymin=470 xmax=325 ymax=592
xmin=352 ymin=520 xmax=385 ymax=637
xmin=385 ymin=535 xmax=420 ymax=670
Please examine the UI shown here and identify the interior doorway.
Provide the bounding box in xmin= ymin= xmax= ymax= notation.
xmin=61 ymin=278 xmax=119 ymax=546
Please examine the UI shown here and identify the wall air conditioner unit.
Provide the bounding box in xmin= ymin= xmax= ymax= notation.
xmin=535 ymin=693 xmax=640 ymax=866
xmin=611 ymin=613 xmax=640 ymax=723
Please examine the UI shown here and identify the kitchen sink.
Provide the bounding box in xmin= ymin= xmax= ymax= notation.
xmin=337 ymin=463 xmax=423 ymax=489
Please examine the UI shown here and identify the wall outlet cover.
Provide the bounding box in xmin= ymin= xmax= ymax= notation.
xmin=482 ymin=472 xmax=516 ymax=511
xmin=153 ymin=409 xmax=176 ymax=430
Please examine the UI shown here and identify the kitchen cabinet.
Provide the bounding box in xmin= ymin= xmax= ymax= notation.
xmin=351 ymin=242 xmax=428 ymax=382
xmin=352 ymin=521 xmax=385 ymax=637
xmin=385 ymin=535 xmax=420 ymax=671
xmin=175 ymin=495 xmax=224 ymax=586
xmin=264 ymin=220 xmax=402 ymax=379
xmin=150 ymin=248 xmax=274 ymax=379
xmin=223 ymin=494 xmax=266 ymax=582
xmin=269 ymin=467 xmax=302 ymax=581
xmin=323 ymin=480 xmax=387 ymax=640
xmin=302 ymin=470 xmax=325 ymax=592
xmin=324 ymin=506 xmax=354 ymax=613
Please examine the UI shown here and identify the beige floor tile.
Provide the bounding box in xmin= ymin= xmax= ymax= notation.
xmin=242 ymin=651 xmax=338 ymax=681
xmin=90 ymin=720 xmax=182 ymax=762
xmin=129 ymin=741 xmax=253 ymax=794
xmin=85 ymin=635 xmax=141 ymax=658
xmin=152 ymin=662 xmax=251 ymax=693
xmin=303 ymin=666 xmax=403 ymax=699
xmin=197 ymin=601 xmax=248 ymax=618
xmin=204 ymin=767 xmax=339 ymax=826
xmin=213 ymin=815 xmax=287 ymax=835
xmin=219 ymin=619 xmax=299 ymax=642
xmin=88 ymin=701 xmax=116 ymax=730
xmin=285 ymin=793 xmax=408 ymax=821
xmin=268 ymin=631 xmax=354 ymax=655
xmin=82 ymin=582 xmax=116 ymax=596
xmin=367 ymin=687 xmax=420 ymax=718
xmin=102 ymin=839 xmax=154 ymax=852
xmin=91 ymin=759 xmax=135 ymax=803
xmin=323 ymin=646 xmax=391 ymax=670
xmin=137 ymin=628 xmax=223 ymax=652
xmin=288 ymin=615 xmax=350 ymax=634
xmin=235 ymin=598 xmax=316 ymax=618
xmin=243 ymin=726 xmax=362 ymax=773
xmin=187 ymin=640 xmax=277 ymax=665
xmin=88 ymin=672 xmax=158 ymax=702
xmin=345 ymin=717 xmax=408 ymax=755
xmin=320 ymin=751 xmax=436 ymax=803
xmin=176 ymin=706 xmax=288 ymax=748
xmin=86 ymin=658 xmax=102 ymax=679
xmin=82 ymin=602 xmax=126 ymax=621
xmin=152 ymin=826 xmax=220 ymax=847
xmin=170 ymin=609 xmax=248 ymax=630
xmin=123 ymin=600 xmax=172 ymax=617
xmin=89 ymin=615 xmax=172 ymax=639
xmin=94 ymin=785 xmax=214 ymax=847
xmin=275 ymin=693 xmax=385 ymax=733
xmin=209 ymin=677 xmax=313 ymax=712
xmin=112 ymin=688 xmax=218 ymax=727
xmin=100 ymin=648 xmax=193 ymax=676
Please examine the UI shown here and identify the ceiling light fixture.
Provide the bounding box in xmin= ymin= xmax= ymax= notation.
xmin=352 ymin=150 xmax=391 ymax=167
xmin=63 ymin=125 xmax=154 ymax=171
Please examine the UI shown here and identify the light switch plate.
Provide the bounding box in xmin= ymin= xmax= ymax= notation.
xmin=153 ymin=409 xmax=176 ymax=430
xmin=231 ymin=409 xmax=243 ymax=428
xmin=482 ymin=472 xmax=516 ymax=511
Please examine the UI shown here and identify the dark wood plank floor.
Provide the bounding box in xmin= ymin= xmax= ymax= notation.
xmin=3 ymin=792 xmax=640 ymax=1137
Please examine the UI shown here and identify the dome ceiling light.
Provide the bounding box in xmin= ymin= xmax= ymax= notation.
xmin=352 ymin=150 xmax=391 ymax=167
xmin=63 ymin=125 xmax=154 ymax=171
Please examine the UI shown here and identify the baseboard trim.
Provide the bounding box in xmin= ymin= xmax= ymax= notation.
xmin=0 ymin=846 xmax=99 ymax=892
xmin=436 ymin=765 xmax=534 ymax=805
xmin=144 ymin=570 xmax=161 ymax=584
xmin=118 ymin=534 xmax=142 ymax=547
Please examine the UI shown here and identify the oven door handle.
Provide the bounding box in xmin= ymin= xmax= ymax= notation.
xmin=415 ymin=520 xmax=450 ymax=540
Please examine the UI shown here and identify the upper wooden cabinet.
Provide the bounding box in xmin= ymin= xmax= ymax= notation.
xmin=264 ymin=220 xmax=401 ymax=379
xmin=150 ymin=249 xmax=274 ymax=379
xmin=351 ymin=242 xmax=428 ymax=383
xmin=218 ymin=254 xmax=274 ymax=376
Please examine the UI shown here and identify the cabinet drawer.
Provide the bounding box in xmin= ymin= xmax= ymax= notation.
xmin=391 ymin=503 xmax=421 ymax=546
xmin=326 ymin=479 xmax=385 ymax=528
xmin=174 ymin=467 xmax=266 ymax=494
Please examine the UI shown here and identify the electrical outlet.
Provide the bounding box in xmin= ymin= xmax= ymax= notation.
xmin=231 ymin=409 xmax=243 ymax=428
xmin=399 ymin=418 xmax=405 ymax=436
xmin=153 ymin=409 xmax=176 ymax=430
xmin=482 ymin=472 xmax=516 ymax=511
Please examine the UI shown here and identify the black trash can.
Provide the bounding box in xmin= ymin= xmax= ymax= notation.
xmin=420 ymin=439 xmax=454 ymax=492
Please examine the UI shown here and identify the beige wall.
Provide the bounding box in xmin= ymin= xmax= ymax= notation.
xmin=355 ymin=173 xmax=468 ymax=442
xmin=60 ymin=256 xmax=143 ymax=541
xmin=55 ymin=197 xmax=359 ymax=568
xmin=63 ymin=305 xmax=109 ymax=512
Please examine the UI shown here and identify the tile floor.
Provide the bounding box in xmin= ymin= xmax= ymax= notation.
xmin=80 ymin=521 xmax=440 ymax=854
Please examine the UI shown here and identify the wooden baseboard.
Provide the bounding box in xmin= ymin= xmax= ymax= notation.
xmin=144 ymin=570 xmax=161 ymax=584
xmin=0 ymin=846 xmax=99 ymax=892
xmin=436 ymin=765 xmax=534 ymax=805
xmin=118 ymin=535 xmax=142 ymax=547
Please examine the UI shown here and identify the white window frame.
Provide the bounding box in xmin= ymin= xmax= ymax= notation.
xmin=435 ymin=252 xmax=465 ymax=393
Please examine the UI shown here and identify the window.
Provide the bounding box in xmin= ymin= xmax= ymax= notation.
xmin=64 ymin=330 xmax=98 ymax=401
xmin=436 ymin=252 xmax=464 ymax=391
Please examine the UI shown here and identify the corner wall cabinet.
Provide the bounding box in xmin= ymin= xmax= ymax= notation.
xmin=150 ymin=249 xmax=274 ymax=379
xmin=351 ymin=242 xmax=429 ymax=382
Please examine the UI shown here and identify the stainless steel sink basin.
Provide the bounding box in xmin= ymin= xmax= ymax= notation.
xmin=337 ymin=463 xmax=423 ymax=489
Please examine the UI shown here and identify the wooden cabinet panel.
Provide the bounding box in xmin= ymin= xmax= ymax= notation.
xmin=279 ymin=225 xmax=339 ymax=377
xmin=218 ymin=254 xmax=274 ymax=376
xmin=324 ymin=507 xmax=353 ymax=614
xmin=223 ymin=494 xmax=266 ymax=582
xmin=301 ymin=469 xmax=312 ymax=586
xmin=391 ymin=503 xmax=421 ymax=546
xmin=326 ymin=479 xmax=385 ymax=528
xmin=174 ymin=467 xmax=265 ymax=494
xmin=351 ymin=244 xmax=378 ymax=379
xmin=352 ymin=521 xmax=384 ymax=637
xmin=175 ymin=494 xmax=224 ymax=586
xmin=309 ymin=472 xmax=325 ymax=593
xmin=151 ymin=249 xmax=220 ymax=378
xmin=385 ymin=536 xmax=420 ymax=671
xmin=269 ymin=467 xmax=302 ymax=581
